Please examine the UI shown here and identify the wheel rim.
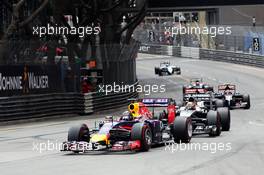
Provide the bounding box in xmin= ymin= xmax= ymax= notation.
xmin=187 ymin=122 xmax=193 ymax=138
xmin=145 ymin=129 xmax=152 ymax=145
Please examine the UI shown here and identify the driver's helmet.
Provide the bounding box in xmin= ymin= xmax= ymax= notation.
xmin=186 ymin=102 xmax=196 ymax=110
xmin=224 ymin=85 xmax=232 ymax=94
xmin=188 ymin=97 xmax=195 ymax=102
xmin=186 ymin=97 xmax=196 ymax=109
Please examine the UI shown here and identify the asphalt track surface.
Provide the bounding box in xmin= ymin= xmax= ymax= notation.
xmin=1 ymin=53 xmax=264 ymax=175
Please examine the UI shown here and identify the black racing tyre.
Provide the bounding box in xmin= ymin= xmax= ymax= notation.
xmin=159 ymin=71 xmax=164 ymax=76
xmin=243 ymin=94 xmax=251 ymax=109
xmin=154 ymin=67 xmax=159 ymax=75
xmin=131 ymin=123 xmax=152 ymax=151
xmin=207 ymin=110 xmax=221 ymax=137
xmin=217 ymin=107 xmax=231 ymax=131
xmin=208 ymin=86 xmax=214 ymax=92
xmin=175 ymin=68 xmax=181 ymax=75
xmin=172 ymin=117 xmax=192 ymax=143
xmin=68 ymin=124 xmax=90 ymax=142
xmin=215 ymin=99 xmax=225 ymax=108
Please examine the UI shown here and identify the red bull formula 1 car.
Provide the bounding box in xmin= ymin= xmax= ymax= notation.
xmin=61 ymin=98 xmax=192 ymax=153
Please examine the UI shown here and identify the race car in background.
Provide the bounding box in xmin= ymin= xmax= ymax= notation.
xmin=178 ymin=92 xmax=231 ymax=135
xmin=155 ymin=61 xmax=181 ymax=76
xmin=61 ymin=98 xmax=192 ymax=153
xmin=214 ymin=84 xmax=251 ymax=109
xmin=183 ymin=78 xmax=214 ymax=94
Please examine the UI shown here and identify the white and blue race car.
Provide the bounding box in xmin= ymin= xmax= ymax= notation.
xmin=155 ymin=61 xmax=181 ymax=76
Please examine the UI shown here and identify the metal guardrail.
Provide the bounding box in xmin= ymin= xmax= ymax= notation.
xmin=139 ymin=44 xmax=264 ymax=68
xmin=0 ymin=82 xmax=139 ymax=121
xmin=83 ymin=82 xmax=139 ymax=114
xmin=0 ymin=93 xmax=84 ymax=122
xmin=200 ymin=49 xmax=264 ymax=68
xmin=139 ymin=44 xmax=181 ymax=57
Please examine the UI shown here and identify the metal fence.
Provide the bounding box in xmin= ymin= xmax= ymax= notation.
xmin=0 ymin=93 xmax=83 ymax=121
xmin=134 ymin=22 xmax=264 ymax=56
xmin=0 ymin=82 xmax=139 ymax=122
xmin=83 ymin=82 xmax=139 ymax=114
xmin=138 ymin=44 xmax=264 ymax=68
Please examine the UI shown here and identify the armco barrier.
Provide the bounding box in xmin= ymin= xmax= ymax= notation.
xmin=139 ymin=44 xmax=264 ymax=68
xmin=0 ymin=93 xmax=84 ymax=122
xmin=200 ymin=49 xmax=264 ymax=68
xmin=83 ymin=82 xmax=138 ymax=114
xmin=0 ymin=82 xmax=138 ymax=121
xmin=139 ymin=44 xmax=181 ymax=57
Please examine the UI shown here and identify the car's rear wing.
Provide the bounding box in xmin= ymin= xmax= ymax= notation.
xmin=183 ymin=93 xmax=217 ymax=110
xmin=218 ymin=84 xmax=236 ymax=93
xmin=183 ymin=93 xmax=211 ymax=102
xmin=140 ymin=98 xmax=173 ymax=107
xmin=184 ymin=88 xmax=207 ymax=94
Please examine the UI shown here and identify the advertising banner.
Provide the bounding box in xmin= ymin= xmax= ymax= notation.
xmin=0 ymin=65 xmax=62 ymax=96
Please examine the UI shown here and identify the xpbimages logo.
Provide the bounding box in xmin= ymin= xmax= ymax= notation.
xmin=164 ymin=25 xmax=232 ymax=38
xmin=98 ymin=82 xmax=166 ymax=96
xmin=32 ymin=24 xmax=101 ymax=37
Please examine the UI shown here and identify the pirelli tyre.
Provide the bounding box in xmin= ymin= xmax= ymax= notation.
xmin=154 ymin=67 xmax=160 ymax=75
xmin=207 ymin=110 xmax=221 ymax=137
xmin=177 ymin=70 xmax=181 ymax=75
xmin=215 ymin=99 xmax=225 ymax=108
xmin=131 ymin=123 xmax=152 ymax=151
xmin=68 ymin=124 xmax=90 ymax=142
xmin=243 ymin=94 xmax=251 ymax=109
xmin=208 ymin=86 xmax=214 ymax=92
xmin=175 ymin=68 xmax=181 ymax=75
xmin=172 ymin=117 xmax=192 ymax=143
xmin=217 ymin=107 xmax=231 ymax=131
xmin=67 ymin=124 xmax=90 ymax=153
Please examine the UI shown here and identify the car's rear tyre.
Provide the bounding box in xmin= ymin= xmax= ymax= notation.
xmin=215 ymin=99 xmax=225 ymax=108
xmin=243 ymin=94 xmax=251 ymax=109
xmin=172 ymin=117 xmax=192 ymax=143
xmin=154 ymin=67 xmax=159 ymax=75
xmin=68 ymin=124 xmax=90 ymax=142
xmin=131 ymin=123 xmax=152 ymax=151
xmin=217 ymin=107 xmax=230 ymax=131
xmin=207 ymin=111 xmax=221 ymax=137
xmin=208 ymin=86 xmax=214 ymax=92
xmin=159 ymin=71 xmax=165 ymax=76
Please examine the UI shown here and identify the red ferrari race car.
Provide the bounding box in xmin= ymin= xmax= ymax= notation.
xmin=61 ymin=98 xmax=192 ymax=153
